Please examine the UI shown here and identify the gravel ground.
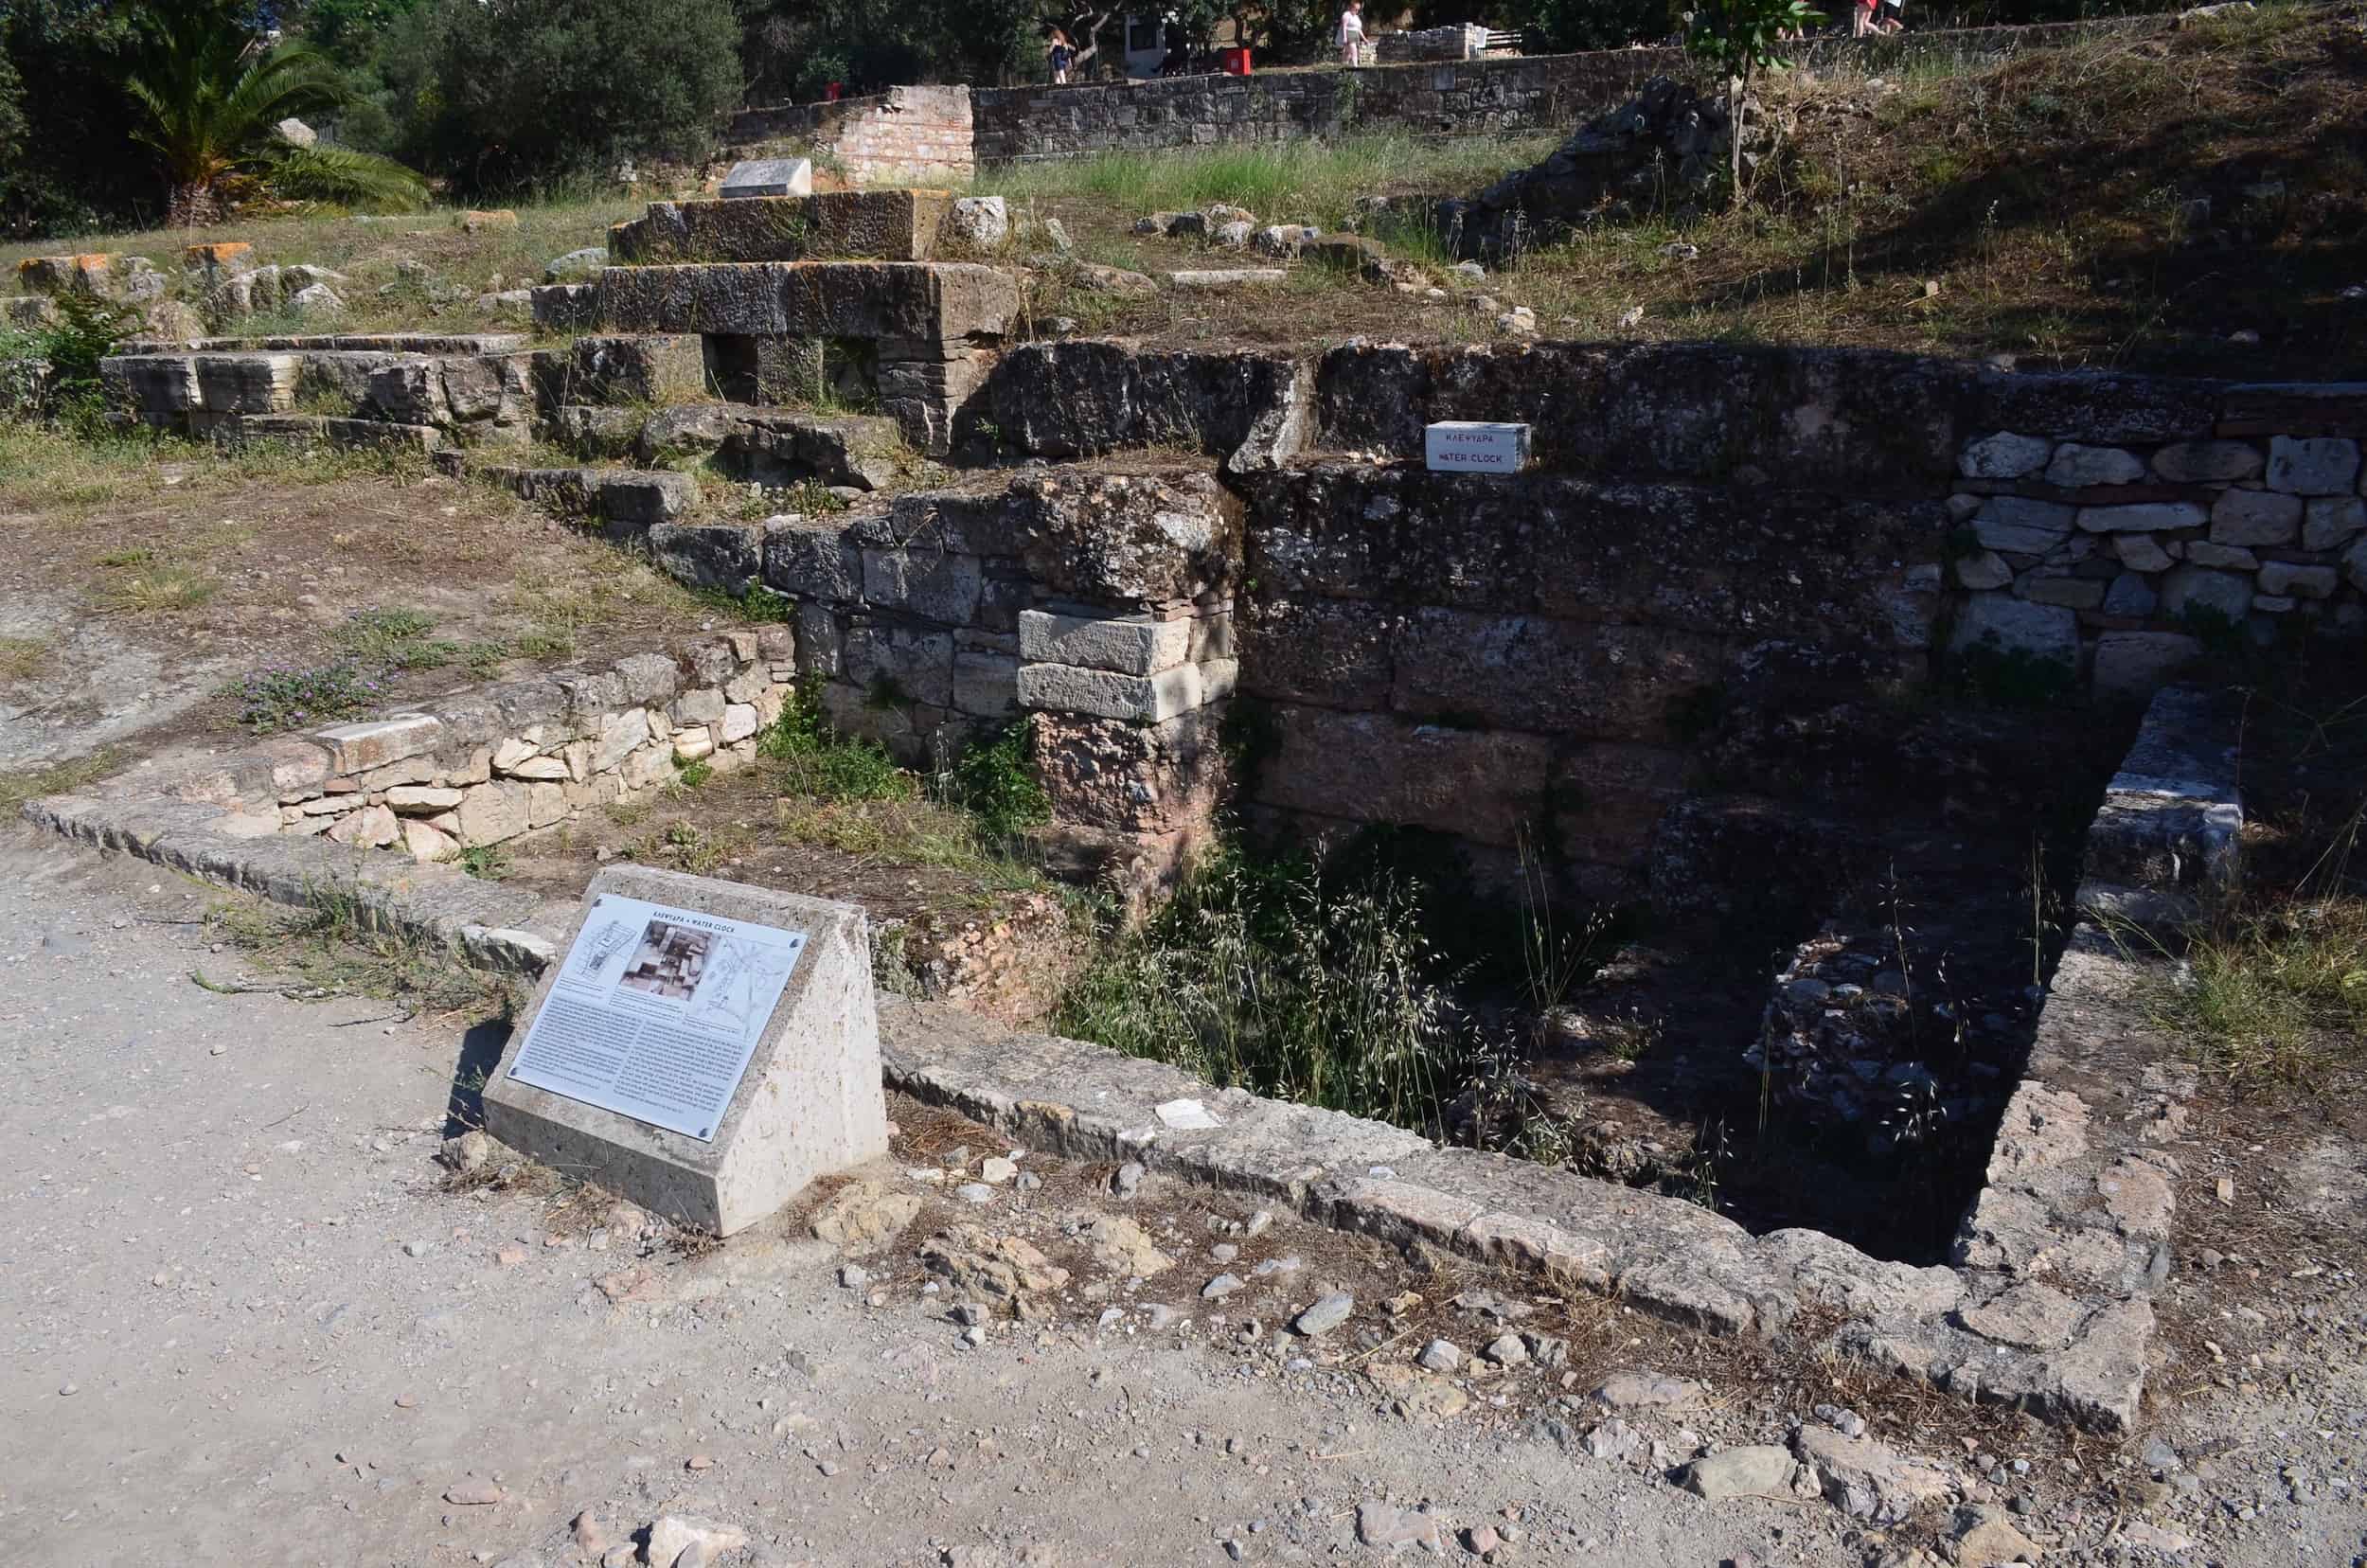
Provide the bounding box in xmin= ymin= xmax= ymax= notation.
xmin=4 ymin=828 xmax=2365 ymax=1567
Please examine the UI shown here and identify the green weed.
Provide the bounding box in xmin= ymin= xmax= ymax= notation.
xmin=1053 ymin=842 xmax=1487 ymax=1131
xmin=458 ymin=845 xmax=513 ymax=881
xmin=231 ymin=659 xmax=385 ymax=732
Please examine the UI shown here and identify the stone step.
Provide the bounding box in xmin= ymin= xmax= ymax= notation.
xmin=231 ymin=414 xmax=443 ymax=454
xmin=440 ymin=452 xmax=698 ymax=538
xmin=546 ymin=402 xmax=904 ymax=494
xmin=608 ymin=189 xmax=953 ymax=265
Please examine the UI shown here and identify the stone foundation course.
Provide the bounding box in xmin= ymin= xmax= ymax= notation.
xmin=71 ymin=631 xmax=794 ymax=866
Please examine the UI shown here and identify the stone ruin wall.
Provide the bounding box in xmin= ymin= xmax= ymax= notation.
xmin=1216 ymin=345 xmax=2367 ymax=901
xmin=967 ymin=17 xmax=2162 ymax=165
xmin=133 ymin=633 xmax=794 ymax=863
xmin=91 ymin=322 xmax=2367 ymax=901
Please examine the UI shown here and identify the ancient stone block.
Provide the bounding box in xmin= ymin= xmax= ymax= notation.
xmin=194 ymin=353 xmax=298 ymax=414
xmin=844 ymin=623 xmax=953 ymax=707
xmin=455 ymin=781 xmax=529 ymax=846
xmin=1958 ymin=431 xmax=2054 ymax=478
xmin=862 ymin=545 xmax=982 ymax=624
xmin=2020 ymin=576 xmax=2105 ymax=610
xmin=2149 ymin=439 xmax=2261 ymax=483
xmin=592 ymin=261 xmax=1019 ymax=342
xmin=1255 ymin=706 xmax=1551 ymax=847
xmin=2303 ymin=496 xmax=2366 ymax=550
xmin=650 ymin=522 xmax=759 ymax=594
xmin=1018 ymin=609 xmax=1195 ymax=676
xmin=614 ymin=653 xmax=680 ymax=706
xmin=951 ymin=650 xmax=1020 ymax=718
xmin=2208 ymin=488 xmax=2300 ymax=545
xmin=1948 ymin=595 xmax=2076 ymax=665
xmin=315 ymin=714 xmax=442 ymax=774
xmin=2181 ymin=542 xmax=2257 ymax=570
xmin=2043 ymin=443 xmax=2144 ymax=488
xmin=1237 ymin=597 xmax=1396 ymax=709
xmin=2076 ymin=501 xmax=2206 ymax=534
xmin=2158 ymin=565 xmax=2252 ymax=624
xmin=1391 ymin=610 xmax=1721 ymax=741
xmin=1016 ymin=662 xmax=1205 ymax=724
xmin=2256 ymin=561 xmax=2338 ymax=599
xmin=1978 ymin=370 xmax=2218 ymax=445
xmin=611 ymin=190 xmax=950 ymax=263
xmin=763 ymin=516 xmax=865 ymax=601
xmin=2265 ymin=434 xmax=2360 ymax=495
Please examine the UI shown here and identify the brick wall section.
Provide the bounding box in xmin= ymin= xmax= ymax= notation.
xmin=728 ymin=85 xmax=974 ymax=187
xmin=970 ymin=17 xmax=2162 ymax=164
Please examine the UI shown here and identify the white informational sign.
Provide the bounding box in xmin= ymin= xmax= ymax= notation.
xmin=1424 ymin=420 xmax=1532 ymax=474
xmin=505 ymin=895 xmax=808 ymax=1142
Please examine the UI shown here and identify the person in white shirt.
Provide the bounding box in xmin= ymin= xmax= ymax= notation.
xmin=1338 ymin=0 xmax=1364 ymax=65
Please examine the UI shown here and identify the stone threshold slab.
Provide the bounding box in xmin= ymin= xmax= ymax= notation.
xmin=21 ymin=774 xmax=2187 ymax=1432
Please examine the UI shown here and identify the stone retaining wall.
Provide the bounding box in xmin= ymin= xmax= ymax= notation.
xmin=116 ymin=633 xmax=794 ymax=864
xmin=970 ymin=18 xmax=2162 ymax=164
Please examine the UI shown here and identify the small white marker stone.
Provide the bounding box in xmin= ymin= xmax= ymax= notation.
xmin=1424 ymin=420 xmax=1531 ymax=474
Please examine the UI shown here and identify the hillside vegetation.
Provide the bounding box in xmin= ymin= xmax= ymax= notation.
xmin=1001 ymin=3 xmax=2367 ymax=377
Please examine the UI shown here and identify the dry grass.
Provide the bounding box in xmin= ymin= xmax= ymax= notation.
xmin=2169 ymin=887 xmax=2367 ymax=1088
xmin=0 ymin=200 xmax=641 ymax=340
xmin=0 ymin=634 xmax=47 ymax=684
xmin=0 ymin=747 xmax=122 ymax=815
xmin=201 ymin=888 xmax=524 ymax=1022
xmin=92 ymin=558 xmax=216 ymax=615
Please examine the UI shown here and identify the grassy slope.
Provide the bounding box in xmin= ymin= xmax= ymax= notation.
xmin=988 ymin=3 xmax=2367 ymax=377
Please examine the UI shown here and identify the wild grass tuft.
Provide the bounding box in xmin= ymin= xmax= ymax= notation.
xmin=1053 ymin=842 xmax=1487 ymax=1131
xmin=2158 ymin=806 xmax=2367 ymax=1092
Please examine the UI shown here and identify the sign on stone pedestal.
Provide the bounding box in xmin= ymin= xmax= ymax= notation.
xmin=720 ymin=158 xmax=814 ymax=199
xmin=1424 ymin=420 xmax=1531 ymax=474
xmin=482 ymin=864 xmax=887 ymax=1236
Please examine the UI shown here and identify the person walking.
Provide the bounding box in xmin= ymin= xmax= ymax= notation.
xmin=1338 ymin=0 xmax=1365 ymax=65
xmin=1046 ymin=27 xmax=1074 ymax=84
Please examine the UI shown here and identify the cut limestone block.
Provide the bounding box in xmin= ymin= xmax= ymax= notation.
xmin=593 ymin=260 xmax=1020 ymax=342
xmin=720 ymin=158 xmax=814 ymax=199
xmin=610 ymin=190 xmax=952 ymax=264
xmin=482 ymin=864 xmax=888 ymax=1236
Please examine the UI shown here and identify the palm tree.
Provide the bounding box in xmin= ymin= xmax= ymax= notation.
xmin=125 ymin=4 xmax=417 ymax=226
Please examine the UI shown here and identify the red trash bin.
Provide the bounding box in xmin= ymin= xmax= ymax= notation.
xmin=1220 ymin=47 xmax=1252 ymax=74
xmin=824 ymin=81 xmax=844 ymax=101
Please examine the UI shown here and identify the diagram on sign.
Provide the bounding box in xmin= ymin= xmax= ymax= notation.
xmin=571 ymin=918 xmax=634 ymax=979
xmin=689 ymin=935 xmax=799 ymax=1042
